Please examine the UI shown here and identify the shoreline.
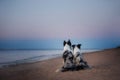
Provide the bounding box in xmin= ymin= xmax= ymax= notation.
xmin=0 ymin=49 xmax=100 ymax=68
xmin=0 ymin=48 xmax=120 ymax=80
xmin=0 ymin=48 xmax=115 ymax=68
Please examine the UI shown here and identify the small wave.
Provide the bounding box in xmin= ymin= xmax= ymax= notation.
xmin=0 ymin=54 xmax=61 ymax=68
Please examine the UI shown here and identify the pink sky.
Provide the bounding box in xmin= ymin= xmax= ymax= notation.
xmin=0 ymin=0 xmax=120 ymax=40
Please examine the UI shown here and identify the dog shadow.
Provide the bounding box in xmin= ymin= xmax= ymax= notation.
xmin=59 ymin=61 xmax=91 ymax=72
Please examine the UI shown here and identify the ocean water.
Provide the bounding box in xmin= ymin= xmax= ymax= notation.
xmin=0 ymin=49 xmax=99 ymax=67
xmin=0 ymin=39 xmax=119 ymax=50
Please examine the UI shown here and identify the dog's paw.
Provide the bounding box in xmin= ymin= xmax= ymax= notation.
xmin=55 ymin=69 xmax=60 ymax=73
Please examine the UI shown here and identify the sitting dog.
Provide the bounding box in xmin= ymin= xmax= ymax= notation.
xmin=61 ymin=40 xmax=75 ymax=72
xmin=72 ymin=44 xmax=89 ymax=70
xmin=72 ymin=44 xmax=83 ymax=65
xmin=56 ymin=41 xmax=90 ymax=72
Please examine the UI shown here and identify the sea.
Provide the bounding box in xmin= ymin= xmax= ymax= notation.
xmin=0 ymin=49 xmax=99 ymax=68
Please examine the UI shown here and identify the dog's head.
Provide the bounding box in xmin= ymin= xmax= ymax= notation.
xmin=63 ymin=39 xmax=72 ymax=51
xmin=72 ymin=44 xmax=81 ymax=52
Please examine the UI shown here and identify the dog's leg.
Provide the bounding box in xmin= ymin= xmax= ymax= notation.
xmin=63 ymin=60 xmax=64 ymax=65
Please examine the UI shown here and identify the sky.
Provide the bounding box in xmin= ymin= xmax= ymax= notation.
xmin=0 ymin=0 xmax=120 ymax=49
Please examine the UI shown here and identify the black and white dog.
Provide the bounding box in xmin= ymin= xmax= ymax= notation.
xmin=72 ymin=44 xmax=90 ymax=70
xmin=72 ymin=44 xmax=83 ymax=65
xmin=61 ymin=40 xmax=75 ymax=71
xmin=56 ymin=40 xmax=90 ymax=72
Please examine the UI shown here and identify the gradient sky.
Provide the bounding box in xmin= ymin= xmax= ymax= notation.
xmin=0 ymin=0 xmax=120 ymax=49
xmin=0 ymin=0 xmax=120 ymax=39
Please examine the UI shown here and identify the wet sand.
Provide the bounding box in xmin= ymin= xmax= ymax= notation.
xmin=0 ymin=48 xmax=120 ymax=80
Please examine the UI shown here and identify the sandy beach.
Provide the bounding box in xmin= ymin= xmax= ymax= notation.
xmin=0 ymin=48 xmax=120 ymax=80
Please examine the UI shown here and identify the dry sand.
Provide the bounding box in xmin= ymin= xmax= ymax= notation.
xmin=0 ymin=48 xmax=120 ymax=80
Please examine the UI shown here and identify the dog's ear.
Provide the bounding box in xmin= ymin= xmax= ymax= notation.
xmin=63 ymin=40 xmax=66 ymax=46
xmin=68 ymin=39 xmax=71 ymax=46
xmin=72 ymin=45 xmax=75 ymax=49
xmin=77 ymin=44 xmax=81 ymax=49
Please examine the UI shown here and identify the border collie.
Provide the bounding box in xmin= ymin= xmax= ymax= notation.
xmin=72 ymin=44 xmax=89 ymax=70
xmin=61 ymin=40 xmax=75 ymax=71
xmin=56 ymin=40 xmax=90 ymax=72
xmin=72 ymin=44 xmax=83 ymax=65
